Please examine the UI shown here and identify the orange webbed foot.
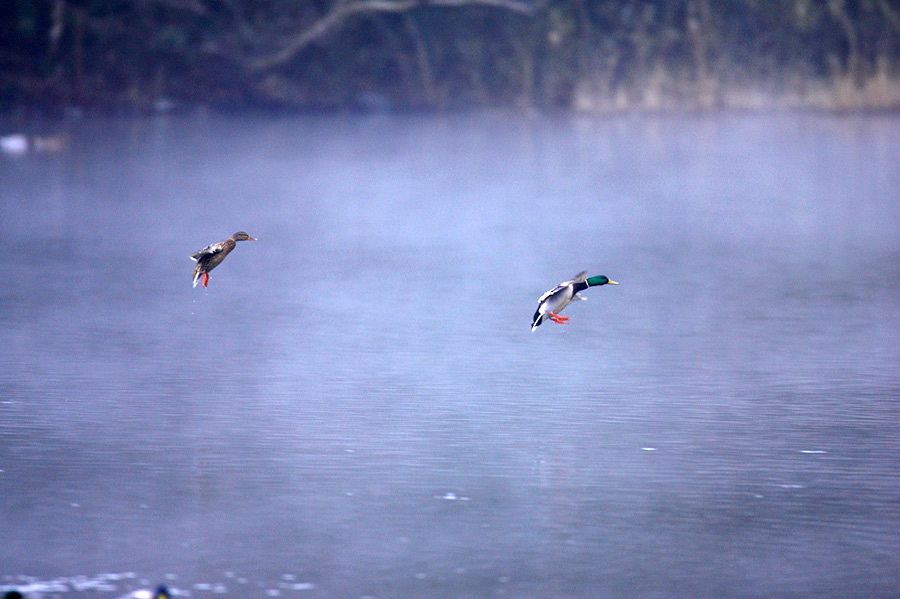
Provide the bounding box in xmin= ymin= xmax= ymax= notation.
xmin=548 ymin=312 xmax=569 ymax=324
xmin=202 ymin=273 xmax=209 ymax=288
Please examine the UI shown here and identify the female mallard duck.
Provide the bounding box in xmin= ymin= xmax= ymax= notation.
xmin=531 ymin=271 xmax=618 ymax=331
xmin=190 ymin=231 xmax=257 ymax=288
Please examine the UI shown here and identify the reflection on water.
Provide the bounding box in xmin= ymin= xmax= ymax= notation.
xmin=1 ymin=113 xmax=899 ymax=598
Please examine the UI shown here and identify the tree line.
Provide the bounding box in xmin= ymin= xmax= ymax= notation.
xmin=2 ymin=0 xmax=899 ymax=113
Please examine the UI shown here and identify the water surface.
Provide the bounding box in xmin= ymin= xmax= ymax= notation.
xmin=1 ymin=113 xmax=899 ymax=598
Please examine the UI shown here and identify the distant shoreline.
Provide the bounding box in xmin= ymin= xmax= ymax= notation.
xmin=4 ymin=79 xmax=900 ymax=122
xmin=4 ymin=1 xmax=900 ymax=117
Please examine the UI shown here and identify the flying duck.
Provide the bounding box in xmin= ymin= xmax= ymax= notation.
xmin=190 ymin=231 xmax=257 ymax=288
xmin=532 ymin=271 xmax=618 ymax=331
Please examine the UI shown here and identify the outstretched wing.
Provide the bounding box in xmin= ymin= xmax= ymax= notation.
xmin=537 ymin=283 xmax=566 ymax=304
xmin=538 ymin=271 xmax=587 ymax=302
xmin=570 ymin=271 xmax=588 ymax=283
xmin=190 ymin=241 xmax=226 ymax=262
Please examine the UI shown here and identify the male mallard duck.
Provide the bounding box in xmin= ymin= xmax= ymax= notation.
xmin=531 ymin=271 xmax=618 ymax=331
xmin=190 ymin=231 xmax=257 ymax=288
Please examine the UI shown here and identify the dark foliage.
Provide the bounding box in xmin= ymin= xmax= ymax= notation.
xmin=2 ymin=0 xmax=899 ymax=113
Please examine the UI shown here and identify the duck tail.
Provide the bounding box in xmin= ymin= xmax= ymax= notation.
xmin=192 ymin=264 xmax=203 ymax=288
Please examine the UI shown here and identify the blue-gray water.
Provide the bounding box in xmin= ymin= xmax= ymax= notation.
xmin=1 ymin=113 xmax=899 ymax=598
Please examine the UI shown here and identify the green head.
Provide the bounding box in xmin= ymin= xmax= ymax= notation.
xmin=586 ymin=275 xmax=618 ymax=287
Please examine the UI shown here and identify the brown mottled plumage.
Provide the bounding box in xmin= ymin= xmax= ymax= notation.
xmin=190 ymin=231 xmax=256 ymax=288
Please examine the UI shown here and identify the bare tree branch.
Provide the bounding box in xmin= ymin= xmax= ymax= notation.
xmin=249 ymin=0 xmax=547 ymax=71
xmin=431 ymin=0 xmax=545 ymax=14
xmin=250 ymin=1 xmax=416 ymax=70
xmin=875 ymin=0 xmax=900 ymax=33
xmin=402 ymin=12 xmax=437 ymax=106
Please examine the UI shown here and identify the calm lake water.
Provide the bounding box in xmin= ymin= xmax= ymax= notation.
xmin=1 ymin=112 xmax=898 ymax=598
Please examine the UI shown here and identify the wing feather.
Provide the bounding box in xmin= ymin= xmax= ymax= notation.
xmin=537 ymin=271 xmax=587 ymax=302
xmin=190 ymin=241 xmax=226 ymax=261
xmin=537 ymin=283 xmax=566 ymax=303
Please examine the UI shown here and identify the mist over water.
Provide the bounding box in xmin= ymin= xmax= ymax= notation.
xmin=1 ymin=113 xmax=899 ymax=598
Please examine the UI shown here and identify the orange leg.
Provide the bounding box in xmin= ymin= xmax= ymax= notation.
xmin=548 ymin=312 xmax=569 ymax=324
xmin=202 ymin=272 xmax=209 ymax=288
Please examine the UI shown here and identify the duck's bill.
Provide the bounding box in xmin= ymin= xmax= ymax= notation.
xmin=608 ymin=280 xmax=619 ymax=285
